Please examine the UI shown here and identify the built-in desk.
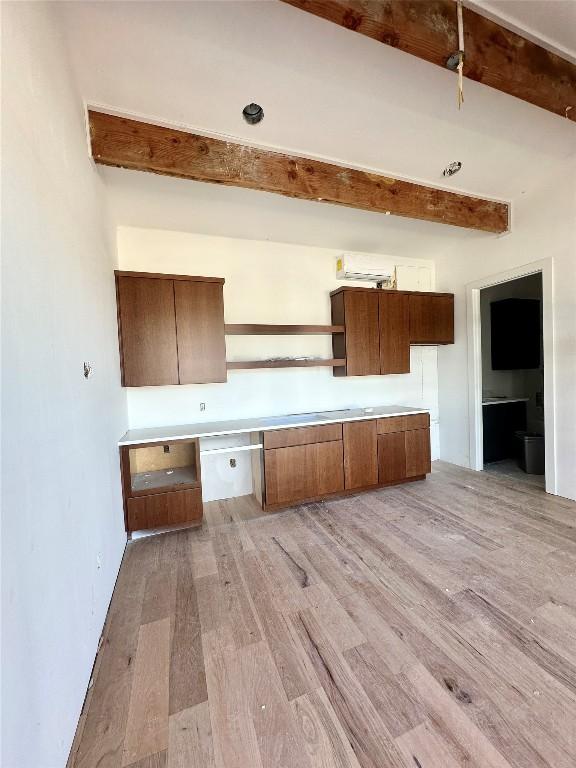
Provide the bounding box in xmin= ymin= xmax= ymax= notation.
xmin=118 ymin=405 xmax=431 ymax=534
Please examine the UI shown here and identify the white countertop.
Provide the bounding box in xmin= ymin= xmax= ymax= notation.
xmin=482 ymin=397 xmax=529 ymax=406
xmin=118 ymin=405 xmax=429 ymax=446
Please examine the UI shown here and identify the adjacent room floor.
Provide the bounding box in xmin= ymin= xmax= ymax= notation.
xmin=69 ymin=462 xmax=576 ymax=768
xmin=484 ymin=458 xmax=546 ymax=489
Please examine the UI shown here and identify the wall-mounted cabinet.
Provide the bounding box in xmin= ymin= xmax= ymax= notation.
xmin=409 ymin=293 xmax=454 ymax=345
xmin=331 ymin=287 xmax=454 ymax=377
xmin=115 ymin=271 xmax=226 ymax=387
xmin=115 ymin=274 xmax=453 ymax=385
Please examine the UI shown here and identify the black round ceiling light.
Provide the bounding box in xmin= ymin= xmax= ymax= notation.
xmin=242 ymin=103 xmax=264 ymax=125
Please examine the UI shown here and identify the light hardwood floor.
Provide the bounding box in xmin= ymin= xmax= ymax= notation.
xmin=69 ymin=461 xmax=576 ymax=768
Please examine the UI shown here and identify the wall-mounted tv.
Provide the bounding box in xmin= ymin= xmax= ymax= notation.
xmin=490 ymin=298 xmax=541 ymax=370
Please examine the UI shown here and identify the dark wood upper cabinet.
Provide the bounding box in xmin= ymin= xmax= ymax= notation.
xmin=343 ymin=420 xmax=378 ymax=489
xmin=379 ymin=292 xmax=410 ymax=374
xmin=331 ymin=290 xmax=380 ymax=376
xmin=332 ymin=288 xmax=454 ymax=376
xmin=116 ymin=275 xmax=179 ymax=387
xmin=115 ymin=271 xmax=226 ymax=387
xmin=409 ymin=294 xmax=454 ymax=344
xmin=174 ymin=279 xmax=227 ymax=384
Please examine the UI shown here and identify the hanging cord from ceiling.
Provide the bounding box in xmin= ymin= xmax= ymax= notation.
xmin=446 ymin=0 xmax=465 ymax=109
xmin=456 ymin=0 xmax=465 ymax=109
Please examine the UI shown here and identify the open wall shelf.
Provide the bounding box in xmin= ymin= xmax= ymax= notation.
xmin=225 ymin=324 xmax=345 ymax=335
xmin=227 ymin=358 xmax=346 ymax=370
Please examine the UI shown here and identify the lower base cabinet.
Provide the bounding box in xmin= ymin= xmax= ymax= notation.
xmin=120 ymin=438 xmax=203 ymax=533
xmin=263 ymin=413 xmax=431 ymax=509
xmin=264 ymin=440 xmax=344 ymax=507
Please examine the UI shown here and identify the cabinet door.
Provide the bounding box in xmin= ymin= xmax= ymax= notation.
xmin=379 ymin=293 xmax=410 ymax=374
xmin=409 ymin=294 xmax=454 ymax=344
xmin=265 ymin=441 xmax=344 ymax=506
xmin=174 ymin=280 xmax=227 ymax=384
xmin=343 ymin=421 xmax=378 ymax=489
xmin=405 ymin=428 xmax=431 ymax=477
xmin=378 ymin=432 xmax=407 ymax=484
xmin=116 ymin=276 xmax=179 ymax=387
xmin=344 ymin=291 xmax=380 ymax=376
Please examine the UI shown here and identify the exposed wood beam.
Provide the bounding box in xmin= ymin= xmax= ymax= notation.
xmin=89 ymin=111 xmax=508 ymax=233
xmin=281 ymin=0 xmax=576 ymax=122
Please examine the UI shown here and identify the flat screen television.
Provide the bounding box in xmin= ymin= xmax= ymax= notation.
xmin=490 ymin=298 xmax=541 ymax=370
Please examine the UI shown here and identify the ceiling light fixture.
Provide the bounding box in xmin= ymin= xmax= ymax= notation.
xmin=443 ymin=161 xmax=462 ymax=177
xmin=242 ymin=103 xmax=264 ymax=125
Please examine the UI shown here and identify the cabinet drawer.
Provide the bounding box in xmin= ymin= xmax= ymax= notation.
xmin=376 ymin=416 xmax=406 ymax=434
xmin=377 ymin=413 xmax=429 ymax=434
xmin=404 ymin=413 xmax=430 ymax=431
xmin=264 ymin=423 xmax=342 ymax=450
xmin=127 ymin=488 xmax=202 ymax=532
xmin=264 ymin=441 xmax=344 ymax=506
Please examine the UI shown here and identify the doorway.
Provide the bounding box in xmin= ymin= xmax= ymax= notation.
xmin=466 ymin=259 xmax=556 ymax=494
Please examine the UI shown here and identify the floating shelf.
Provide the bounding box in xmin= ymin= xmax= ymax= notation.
xmin=225 ymin=324 xmax=345 ymax=335
xmin=227 ymin=358 xmax=346 ymax=370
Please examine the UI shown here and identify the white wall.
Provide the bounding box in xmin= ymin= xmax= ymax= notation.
xmin=436 ymin=158 xmax=576 ymax=501
xmin=118 ymin=227 xmax=440 ymax=500
xmin=1 ymin=4 xmax=127 ymax=766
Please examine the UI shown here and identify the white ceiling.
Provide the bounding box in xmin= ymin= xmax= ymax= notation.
xmin=59 ymin=0 xmax=575 ymax=252
xmin=473 ymin=0 xmax=576 ymax=62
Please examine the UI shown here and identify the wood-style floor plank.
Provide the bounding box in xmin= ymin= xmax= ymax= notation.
xmin=169 ymin=546 xmax=207 ymax=715
xmin=290 ymin=688 xmax=362 ymax=768
xmin=122 ymin=618 xmax=170 ymax=766
xmin=395 ymin=721 xmax=462 ymax=768
xmin=293 ymin=608 xmax=408 ymax=768
xmin=71 ymin=462 xmax=576 ymax=768
xmin=167 ymin=702 xmax=214 ymax=768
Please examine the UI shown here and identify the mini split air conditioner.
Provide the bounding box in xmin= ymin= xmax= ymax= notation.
xmin=336 ymin=253 xmax=397 ymax=288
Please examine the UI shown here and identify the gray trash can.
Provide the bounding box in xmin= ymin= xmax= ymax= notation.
xmin=515 ymin=431 xmax=545 ymax=474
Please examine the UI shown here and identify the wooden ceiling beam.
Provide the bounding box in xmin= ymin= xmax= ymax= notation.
xmin=89 ymin=110 xmax=508 ymax=233
xmin=281 ymin=0 xmax=576 ymax=122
